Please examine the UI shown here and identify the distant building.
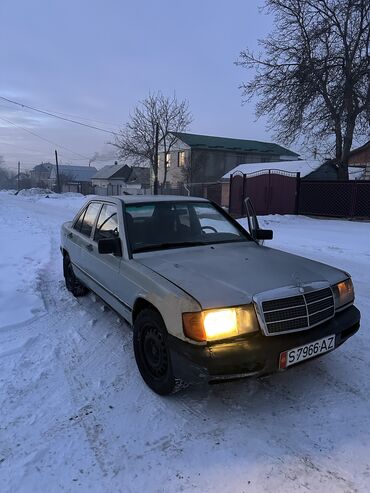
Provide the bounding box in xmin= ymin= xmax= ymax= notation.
xmin=348 ymin=140 xmax=370 ymax=180
xmin=92 ymin=164 xmax=150 ymax=195
xmin=50 ymin=165 xmax=97 ymax=188
xmin=30 ymin=163 xmax=97 ymax=192
xmin=29 ymin=162 xmax=54 ymax=187
xmin=157 ymin=132 xmax=299 ymax=188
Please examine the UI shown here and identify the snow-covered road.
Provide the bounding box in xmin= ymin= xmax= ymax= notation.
xmin=1 ymin=191 xmax=369 ymax=493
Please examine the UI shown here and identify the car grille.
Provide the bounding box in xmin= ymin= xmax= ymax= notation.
xmin=261 ymin=287 xmax=335 ymax=335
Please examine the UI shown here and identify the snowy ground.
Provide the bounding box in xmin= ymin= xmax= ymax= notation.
xmin=0 ymin=191 xmax=369 ymax=493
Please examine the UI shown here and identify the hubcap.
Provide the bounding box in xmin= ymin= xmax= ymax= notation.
xmin=142 ymin=326 xmax=168 ymax=378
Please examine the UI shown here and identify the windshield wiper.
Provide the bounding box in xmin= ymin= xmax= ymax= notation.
xmin=132 ymin=240 xmax=207 ymax=253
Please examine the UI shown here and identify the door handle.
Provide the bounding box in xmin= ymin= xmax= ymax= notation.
xmin=86 ymin=244 xmax=93 ymax=251
xmin=67 ymin=232 xmax=73 ymax=239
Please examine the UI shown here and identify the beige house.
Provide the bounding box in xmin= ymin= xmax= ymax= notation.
xmin=157 ymin=132 xmax=299 ymax=189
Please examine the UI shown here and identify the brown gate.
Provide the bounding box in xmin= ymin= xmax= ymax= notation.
xmin=229 ymin=169 xmax=300 ymax=217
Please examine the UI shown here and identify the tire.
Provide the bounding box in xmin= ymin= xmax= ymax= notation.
xmin=63 ymin=254 xmax=88 ymax=297
xmin=133 ymin=308 xmax=177 ymax=395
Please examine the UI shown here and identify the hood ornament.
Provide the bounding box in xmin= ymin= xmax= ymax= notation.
xmin=292 ymin=272 xmax=305 ymax=293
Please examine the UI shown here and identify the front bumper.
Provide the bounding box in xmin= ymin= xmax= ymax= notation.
xmin=168 ymin=305 xmax=360 ymax=384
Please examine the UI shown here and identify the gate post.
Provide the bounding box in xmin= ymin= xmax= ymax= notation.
xmin=228 ymin=173 xmax=233 ymax=212
xmin=295 ymin=172 xmax=301 ymax=215
xmin=241 ymin=173 xmax=247 ymax=216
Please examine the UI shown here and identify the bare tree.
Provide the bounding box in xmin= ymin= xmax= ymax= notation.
xmin=237 ymin=0 xmax=370 ymax=179
xmin=113 ymin=92 xmax=192 ymax=193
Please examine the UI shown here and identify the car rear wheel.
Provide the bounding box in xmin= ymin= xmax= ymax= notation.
xmin=63 ymin=255 xmax=88 ymax=297
xmin=133 ymin=308 xmax=178 ymax=395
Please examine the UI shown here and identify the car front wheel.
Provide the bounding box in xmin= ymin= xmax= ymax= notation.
xmin=133 ymin=308 xmax=177 ymax=395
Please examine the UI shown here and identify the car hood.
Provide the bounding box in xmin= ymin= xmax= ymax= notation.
xmin=136 ymin=242 xmax=347 ymax=309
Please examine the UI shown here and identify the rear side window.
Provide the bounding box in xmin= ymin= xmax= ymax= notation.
xmin=73 ymin=208 xmax=87 ymax=232
xmin=80 ymin=202 xmax=101 ymax=238
xmin=94 ymin=204 xmax=119 ymax=241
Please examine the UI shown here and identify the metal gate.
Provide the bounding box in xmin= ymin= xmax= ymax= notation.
xmin=229 ymin=169 xmax=300 ymax=217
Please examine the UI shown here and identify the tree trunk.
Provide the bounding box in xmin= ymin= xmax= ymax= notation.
xmin=153 ymin=123 xmax=159 ymax=195
xmin=338 ymin=119 xmax=356 ymax=181
xmin=334 ymin=122 xmax=343 ymax=164
xmin=153 ymin=174 xmax=159 ymax=195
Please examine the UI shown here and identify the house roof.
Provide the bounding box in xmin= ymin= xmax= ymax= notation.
xmin=92 ymin=164 xmax=150 ymax=184
xmin=349 ymin=140 xmax=370 ymax=157
xmin=32 ymin=162 xmax=54 ymax=172
xmin=127 ymin=167 xmax=150 ymax=185
xmin=222 ymin=160 xmax=365 ymax=180
xmin=172 ymin=132 xmax=299 ymax=157
xmin=50 ymin=165 xmax=97 ymax=182
xmin=92 ymin=164 xmax=131 ymax=180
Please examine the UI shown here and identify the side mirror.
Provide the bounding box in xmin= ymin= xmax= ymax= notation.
xmin=253 ymin=229 xmax=273 ymax=241
xmin=98 ymin=237 xmax=122 ymax=256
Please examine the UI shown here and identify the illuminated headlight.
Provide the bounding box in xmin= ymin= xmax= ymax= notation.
xmin=182 ymin=305 xmax=259 ymax=342
xmin=332 ymin=278 xmax=354 ymax=310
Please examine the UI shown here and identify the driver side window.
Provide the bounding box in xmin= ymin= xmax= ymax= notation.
xmin=94 ymin=204 xmax=119 ymax=241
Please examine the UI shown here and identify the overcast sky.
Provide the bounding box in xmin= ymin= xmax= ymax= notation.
xmin=0 ymin=0 xmax=292 ymax=171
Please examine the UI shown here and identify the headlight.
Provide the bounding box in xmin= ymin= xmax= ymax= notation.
xmin=182 ymin=305 xmax=258 ymax=342
xmin=332 ymin=278 xmax=354 ymax=310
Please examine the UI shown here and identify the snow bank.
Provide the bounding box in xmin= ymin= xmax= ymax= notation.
xmin=0 ymin=205 xmax=46 ymax=328
xmin=17 ymin=187 xmax=55 ymax=197
xmin=0 ymin=193 xmax=86 ymax=329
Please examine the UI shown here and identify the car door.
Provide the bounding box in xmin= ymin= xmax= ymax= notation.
xmin=244 ymin=197 xmax=260 ymax=240
xmin=67 ymin=205 xmax=89 ymax=269
xmin=87 ymin=202 xmax=123 ymax=305
xmin=75 ymin=201 xmax=102 ymax=274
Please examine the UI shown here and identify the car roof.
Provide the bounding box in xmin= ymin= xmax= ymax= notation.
xmin=114 ymin=194 xmax=209 ymax=204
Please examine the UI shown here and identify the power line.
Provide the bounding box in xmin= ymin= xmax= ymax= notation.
xmin=0 ymin=101 xmax=122 ymax=128
xmin=0 ymin=115 xmax=90 ymax=160
xmin=0 ymin=95 xmax=119 ymax=135
xmin=0 ymin=141 xmax=88 ymax=164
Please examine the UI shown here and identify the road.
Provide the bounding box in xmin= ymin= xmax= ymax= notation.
xmin=1 ymin=192 xmax=369 ymax=493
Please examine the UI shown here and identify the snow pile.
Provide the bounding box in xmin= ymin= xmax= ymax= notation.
xmin=0 ymin=189 xmax=17 ymax=194
xmin=17 ymin=187 xmax=55 ymax=197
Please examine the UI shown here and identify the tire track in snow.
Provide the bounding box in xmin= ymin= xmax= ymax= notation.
xmin=36 ymin=246 xmax=120 ymax=481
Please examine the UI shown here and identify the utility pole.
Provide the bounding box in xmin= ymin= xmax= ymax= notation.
xmin=153 ymin=122 xmax=159 ymax=195
xmin=55 ymin=149 xmax=61 ymax=193
xmin=17 ymin=161 xmax=20 ymax=192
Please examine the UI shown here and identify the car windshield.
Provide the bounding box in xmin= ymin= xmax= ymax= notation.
xmin=125 ymin=201 xmax=251 ymax=253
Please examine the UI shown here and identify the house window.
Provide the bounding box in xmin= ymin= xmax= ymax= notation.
xmin=166 ymin=153 xmax=171 ymax=168
xmin=178 ymin=151 xmax=185 ymax=167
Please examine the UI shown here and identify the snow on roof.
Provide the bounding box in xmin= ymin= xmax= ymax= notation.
xmin=222 ymin=160 xmax=321 ymax=180
xmin=348 ymin=167 xmax=366 ymax=180
xmin=92 ymin=164 xmax=128 ymax=180
xmin=50 ymin=165 xmax=97 ymax=182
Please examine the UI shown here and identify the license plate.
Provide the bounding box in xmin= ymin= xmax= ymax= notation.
xmin=279 ymin=335 xmax=335 ymax=369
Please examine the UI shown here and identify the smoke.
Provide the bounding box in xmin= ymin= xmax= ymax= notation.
xmin=89 ymin=146 xmax=117 ymax=165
